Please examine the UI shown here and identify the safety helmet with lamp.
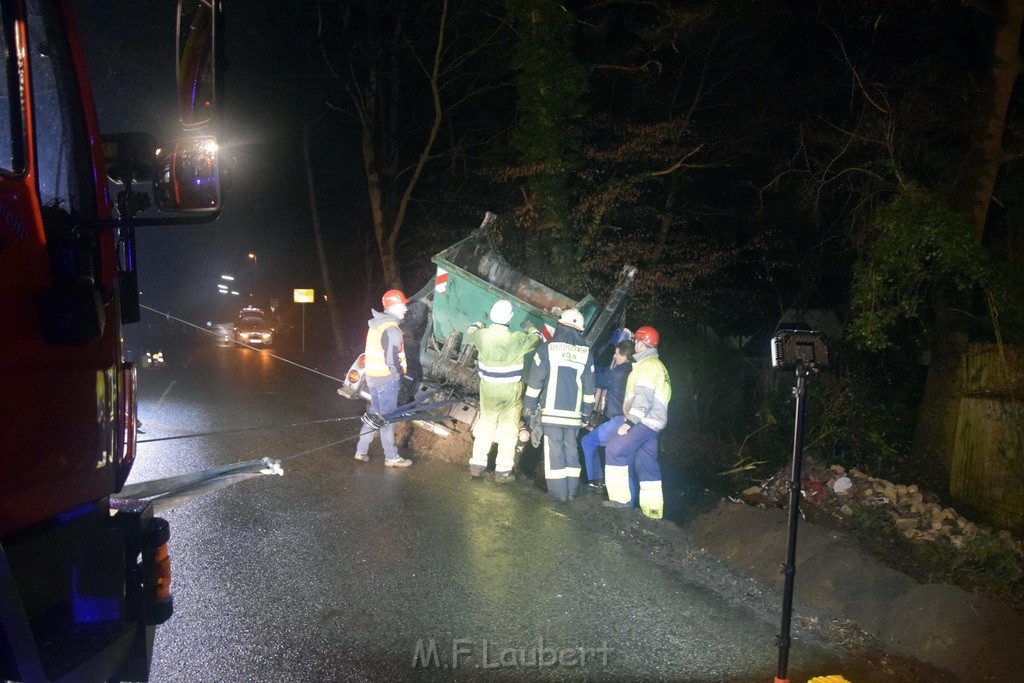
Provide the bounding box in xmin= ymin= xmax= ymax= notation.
xmin=558 ymin=308 xmax=585 ymax=331
xmin=382 ymin=289 xmax=409 ymax=309
xmin=490 ymin=299 xmax=514 ymax=325
xmin=634 ymin=325 xmax=660 ymax=348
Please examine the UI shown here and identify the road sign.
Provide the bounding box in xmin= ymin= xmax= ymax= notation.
xmin=293 ymin=288 xmax=314 ymax=303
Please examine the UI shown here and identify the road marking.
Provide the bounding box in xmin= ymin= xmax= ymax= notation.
xmin=154 ymin=380 xmax=177 ymax=410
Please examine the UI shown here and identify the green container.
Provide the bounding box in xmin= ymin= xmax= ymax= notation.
xmin=430 ymin=231 xmax=597 ymax=341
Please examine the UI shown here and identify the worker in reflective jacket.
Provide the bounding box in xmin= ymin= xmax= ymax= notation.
xmin=354 ymin=289 xmax=413 ymax=468
xmin=523 ymin=309 xmax=596 ymax=502
xmin=465 ymin=299 xmax=542 ymax=482
xmin=603 ymin=326 xmax=671 ymax=518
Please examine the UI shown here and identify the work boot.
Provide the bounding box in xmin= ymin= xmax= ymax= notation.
xmin=587 ymin=478 xmax=605 ymax=493
xmin=602 ymin=500 xmax=630 ymax=509
xmin=384 ymin=457 xmax=412 ymax=468
xmin=469 ymin=466 xmax=486 ymax=478
xmin=354 ymin=452 xmax=369 ymax=462
xmin=493 ymin=472 xmax=516 ymax=484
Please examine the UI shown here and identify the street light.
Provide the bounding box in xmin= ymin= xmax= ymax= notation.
xmin=247 ymin=254 xmax=259 ymax=299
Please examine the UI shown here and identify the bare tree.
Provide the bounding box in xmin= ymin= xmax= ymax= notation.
xmin=314 ymin=0 xmax=447 ymax=290
xmin=315 ymin=0 xmax=512 ymax=290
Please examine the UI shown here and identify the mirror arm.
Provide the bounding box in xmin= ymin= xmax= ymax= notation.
xmin=76 ymin=212 xmax=222 ymax=231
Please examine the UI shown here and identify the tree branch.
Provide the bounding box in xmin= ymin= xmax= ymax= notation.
xmin=593 ymin=60 xmax=662 ymax=74
xmin=391 ymin=0 xmax=449 ymax=260
xmin=650 ymin=144 xmax=705 ymax=176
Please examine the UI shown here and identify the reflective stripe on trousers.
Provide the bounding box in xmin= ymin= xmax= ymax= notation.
xmin=543 ymin=425 xmax=581 ymax=501
xmin=606 ymin=465 xmax=631 ymax=504
xmin=606 ymin=422 xmax=663 ymax=519
xmin=639 ymin=480 xmax=663 ymax=520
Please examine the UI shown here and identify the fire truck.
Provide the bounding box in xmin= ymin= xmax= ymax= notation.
xmin=1 ymin=0 xmax=221 ymax=680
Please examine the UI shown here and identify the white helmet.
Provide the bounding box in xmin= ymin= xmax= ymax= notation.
xmin=490 ymin=299 xmax=514 ymax=325
xmin=559 ymin=308 xmax=584 ymax=331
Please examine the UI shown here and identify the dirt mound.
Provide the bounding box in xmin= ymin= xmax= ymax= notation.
xmin=737 ymin=458 xmax=1024 ymax=609
xmin=691 ymin=499 xmax=1024 ymax=681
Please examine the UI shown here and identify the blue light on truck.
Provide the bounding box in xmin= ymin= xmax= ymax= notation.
xmin=71 ymin=568 xmax=122 ymax=623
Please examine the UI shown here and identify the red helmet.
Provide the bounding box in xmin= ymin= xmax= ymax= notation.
xmin=634 ymin=325 xmax=660 ymax=348
xmin=381 ymin=289 xmax=409 ymax=308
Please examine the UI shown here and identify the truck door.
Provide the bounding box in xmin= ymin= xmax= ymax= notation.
xmin=0 ymin=0 xmax=117 ymax=535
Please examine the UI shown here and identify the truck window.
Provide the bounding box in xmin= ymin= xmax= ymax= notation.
xmin=0 ymin=5 xmax=21 ymax=174
xmin=26 ymin=0 xmax=96 ymax=218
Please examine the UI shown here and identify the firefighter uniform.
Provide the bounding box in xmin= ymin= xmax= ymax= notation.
xmin=523 ymin=313 xmax=595 ymax=501
xmin=465 ymin=313 xmax=542 ymax=478
xmin=605 ymin=339 xmax=671 ymax=519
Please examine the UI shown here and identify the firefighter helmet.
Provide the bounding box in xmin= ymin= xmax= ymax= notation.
xmin=634 ymin=325 xmax=660 ymax=348
xmin=559 ymin=308 xmax=585 ymax=331
xmin=490 ymin=299 xmax=514 ymax=325
xmin=382 ymin=289 xmax=409 ymax=309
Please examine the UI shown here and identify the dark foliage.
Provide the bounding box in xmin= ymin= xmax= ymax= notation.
xmin=307 ymin=0 xmax=1023 ymax=524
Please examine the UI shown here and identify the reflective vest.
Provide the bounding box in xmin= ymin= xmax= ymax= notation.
xmin=466 ymin=323 xmax=542 ymax=384
xmin=364 ymin=320 xmax=407 ymax=377
xmin=623 ymin=349 xmax=671 ymax=431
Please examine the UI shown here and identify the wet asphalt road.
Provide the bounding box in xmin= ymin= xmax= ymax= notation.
xmin=127 ymin=324 xmax=853 ymax=682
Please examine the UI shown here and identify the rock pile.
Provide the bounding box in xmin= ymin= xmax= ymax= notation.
xmin=740 ymin=459 xmax=1024 ymax=561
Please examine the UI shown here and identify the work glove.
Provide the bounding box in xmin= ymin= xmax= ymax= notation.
xmin=584 ymin=410 xmax=607 ymax=430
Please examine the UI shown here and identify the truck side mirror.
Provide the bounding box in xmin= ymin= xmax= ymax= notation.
xmin=177 ymin=0 xmax=219 ymax=128
xmin=153 ymin=136 xmax=221 ymax=212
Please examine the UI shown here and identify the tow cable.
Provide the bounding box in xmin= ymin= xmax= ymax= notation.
xmin=118 ymin=306 xmax=458 ymax=512
xmin=137 ymin=416 xmax=361 ymax=444
xmin=139 ymin=304 xmax=346 ymax=382
xmin=360 ymin=391 xmax=457 ymax=431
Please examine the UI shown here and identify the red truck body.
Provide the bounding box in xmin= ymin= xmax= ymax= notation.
xmin=0 ymin=1 xmax=122 ymax=537
xmin=0 ymin=1 xmax=219 ymax=679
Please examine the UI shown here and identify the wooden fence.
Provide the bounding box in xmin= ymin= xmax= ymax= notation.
xmin=950 ymin=344 xmax=1024 ymax=532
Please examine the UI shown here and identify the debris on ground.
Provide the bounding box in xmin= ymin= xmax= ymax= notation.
xmin=739 ymin=458 xmax=1024 ymax=570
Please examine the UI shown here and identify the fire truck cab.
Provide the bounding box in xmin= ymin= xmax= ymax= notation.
xmin=1 ymin=0 xmax=221 ymax=680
